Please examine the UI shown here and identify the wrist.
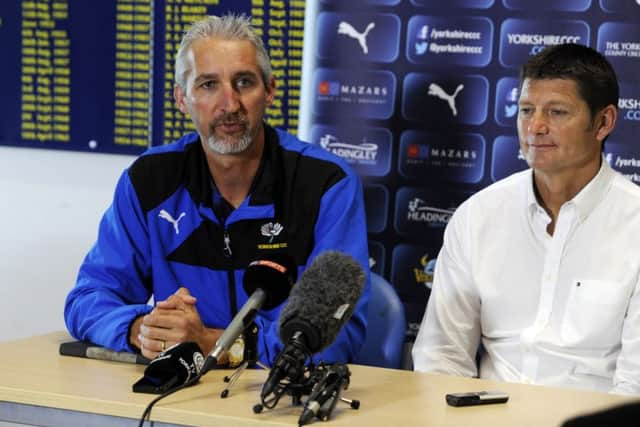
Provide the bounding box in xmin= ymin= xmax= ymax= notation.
xmin=128 ymin=316 xmax=144 ymax=351
xmin=200 ymin=327 xmax=220 ymax=353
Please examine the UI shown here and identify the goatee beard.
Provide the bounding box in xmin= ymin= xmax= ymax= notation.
xmin=206 ymin=113 xmax=254 ymax=154
xmin=206 ymin=131 xmax=253 ymax=154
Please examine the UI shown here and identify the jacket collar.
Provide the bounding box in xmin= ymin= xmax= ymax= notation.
xmin=189 ymin=124 xmax=282 ymax=213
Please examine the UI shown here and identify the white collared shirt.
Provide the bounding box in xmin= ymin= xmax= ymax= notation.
xmin=412 ymin=160 xmax=640 ymax=395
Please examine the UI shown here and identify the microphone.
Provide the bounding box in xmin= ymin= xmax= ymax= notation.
xmin=132 ymin=342 xmax=204 ymax=394
xmin=298 ymin=364 xmax=350 ymax=425
xmin=200 ymin=254 xmax=296 ymax=374
xmin=260 ymin=251 xmax=365 ymax=400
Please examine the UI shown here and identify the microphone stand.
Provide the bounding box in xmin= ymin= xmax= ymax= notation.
xmin=297 ymin=363 xmax=359 ymax=425
xmin=220 ymin=322 xmax=267 ymax=398
xmin=253 ymin=361 xmax=360 ymax=424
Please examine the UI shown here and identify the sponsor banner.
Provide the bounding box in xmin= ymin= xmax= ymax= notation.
xmin=368 ymin=240 xmax=386 ymax=276
xmin=605 ymin=143 xmax=640 ymax=185
xmin=612 ymin=83 xmax=640 ymax=136
xmin=597 ymin=22 xmax=640 ymax=79
xmin=617 ymin=82 xmax=640 ymax=136
xmin=312 ymin=68 xmax=396 ymax=119
xmin=499 ymin=18 xmax=590 ymax=68
xmin=410 ymin=0 xmax=495 ymax=8
xmin=503 ymin=0 xmax=591 ymax=11
xmin=599 ymin=0 xmax=640 ymax=14
xmin=406 ymin=15 xmax=493 ymax=67
xmin=402 ymin=73 xmax=489 ymax=125
xmin=364 ymin=184 xmax=389 ymax=233
xmin=390 ymin=243 xmax=439 ymax=331
xmin=316 ymin=12 xmax=401 ymax=63
xmin=494 ymin=76 xmax=520 ymax=128
xmin=310 ymin=124 xmax=392 ymax=176
xmin=491 ymin=135 xmax=528 ymax=182
xmin=398 ymin=130 xmax=486 ymax=183
xmin=393 ymin=186 xmax=470 ymax=237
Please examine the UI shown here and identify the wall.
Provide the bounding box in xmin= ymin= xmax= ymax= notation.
xmin=0 ymin=147 xmax=134 ymax=342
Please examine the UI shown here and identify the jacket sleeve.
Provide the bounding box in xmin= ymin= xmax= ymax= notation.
xmin=255 ymin=168 xmax=371 ymax=366
xmin=64 ymin=170 xmax=153 ymax=352
xmin=412 ymin=200 xmax=481 ymax=377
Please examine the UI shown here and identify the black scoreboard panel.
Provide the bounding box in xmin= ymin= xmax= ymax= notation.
xmin=0 ymin=0 xmax=305 ymax=155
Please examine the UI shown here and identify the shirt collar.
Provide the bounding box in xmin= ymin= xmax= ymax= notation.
xmin=524 ymin=168 xmax=537 ymax=215
xmin=524 ymin=155 xmax=615 ymax=223
xmin=571 ymin=155 xmax=615 ymax=222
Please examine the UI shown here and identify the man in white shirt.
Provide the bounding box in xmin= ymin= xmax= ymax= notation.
xmin=412 ymin=43 xmax=640 ymax=395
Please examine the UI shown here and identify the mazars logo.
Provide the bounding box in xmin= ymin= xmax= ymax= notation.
xmin=318 ymin=81 xmax=340 ymax=96
xmin=407 ymin=143 xmax=430 ymax=159
xmin=320 ymin=134 xmax=378 ymax=162
xmin=341 ymin=84 xmax=388 ymax=97
xmin=406 ymin=144 xmax=477 ymax=161
xmin=431 ymin=147 xmax=478 ymax=160
xmin=407 ymin=198 xmax=454 ymax=226
xmin=317 ymin=81 xmax=389 ymax=99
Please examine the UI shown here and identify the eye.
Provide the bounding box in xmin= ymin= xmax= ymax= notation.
xmin=518 ymin=106 xmax=532 ymax=116
xmin=236 ymin=76 xmax=256 ymax=89
xmin=550 ymin=109 xmax=567 ymax=116
xmin=200 ymin=80 xmax=216 ymax=90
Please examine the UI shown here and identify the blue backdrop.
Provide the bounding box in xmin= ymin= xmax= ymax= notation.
xmin=300 ymin=0 xmax=640 ymax=338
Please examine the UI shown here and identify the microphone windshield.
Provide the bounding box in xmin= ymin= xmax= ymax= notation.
xmin=243 ymin=253 xmax=297 ymax=310
xmin=278 ymin=251 xmax=365 ymax=353
xmin=132 ymin=342 xmax=204 ymax=394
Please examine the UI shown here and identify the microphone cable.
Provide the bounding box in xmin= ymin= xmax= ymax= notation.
xmin=137 ymin=372 xmax=203 ymax=427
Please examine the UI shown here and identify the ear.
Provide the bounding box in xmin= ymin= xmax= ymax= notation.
xmin=594 ymin=104 xmax=617 ymax=143
xmin=173 ymin=84 xmax=189 ymax=115
xmin=265 ymin=76 xmax=276 ymax=106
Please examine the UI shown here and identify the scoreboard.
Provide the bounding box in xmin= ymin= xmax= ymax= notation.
xmin=0 ymin=0 xmax=305 ymax=155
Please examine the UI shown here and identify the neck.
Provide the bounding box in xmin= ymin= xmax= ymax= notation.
xmin=204 ymin=133 xmax=265 ymax=208
xmin=533 ymin=159 xmax=601 ymax=235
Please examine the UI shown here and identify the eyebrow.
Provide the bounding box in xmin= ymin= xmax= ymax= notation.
xmin=193 ymin=70 xmax=259 ymax=84
xmin=518 ymin=98 xmax=572 ymax=106
xmin=234 ymin=70 xmax=260 ymax=80
xmin=193 ymin=73 xmax=217 ymax=86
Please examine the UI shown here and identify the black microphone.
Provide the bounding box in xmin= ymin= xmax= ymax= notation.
xmin=132 ymin=342 xmax=204 ymax=394
xmin=200 ymin=254 xmax=297 ymax=374
xmin=298 ymin=364 xmax=350 ymax=425
xmin=260 ymin=251 xmax=365 ymax=400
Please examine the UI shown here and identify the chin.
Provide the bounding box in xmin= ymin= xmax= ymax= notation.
xmin=206 ymin=135 xmax=253 ymax=155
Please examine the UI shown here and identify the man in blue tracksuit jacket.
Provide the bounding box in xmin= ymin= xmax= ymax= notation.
xmin=64 ymin=14 xmax=370 ymax=367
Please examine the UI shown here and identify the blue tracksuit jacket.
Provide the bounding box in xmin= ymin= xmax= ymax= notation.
xmin=64 ymin=125 xmax=370 ymax=366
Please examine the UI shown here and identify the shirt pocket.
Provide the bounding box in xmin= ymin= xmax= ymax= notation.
xmin=561 ymin=279 xmax=630 ymax=347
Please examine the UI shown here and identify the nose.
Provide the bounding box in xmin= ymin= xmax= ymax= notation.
xmin=219 ymin=83 xmax=240 ymax=112
xmin=527 ymin=111 xmax=549 ymax=135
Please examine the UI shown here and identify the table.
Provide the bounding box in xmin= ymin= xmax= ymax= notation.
xmin=0 ymin=332 xmax=636 ymax=426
